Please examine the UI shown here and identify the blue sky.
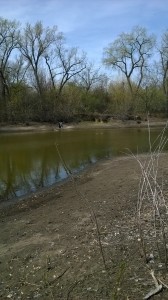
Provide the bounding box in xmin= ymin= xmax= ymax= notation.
xmin=0 ymin=0 xmax=168 ymax=66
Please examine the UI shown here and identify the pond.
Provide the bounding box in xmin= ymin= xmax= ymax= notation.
xmin=0 ymin=127 xmax=167 ymax=204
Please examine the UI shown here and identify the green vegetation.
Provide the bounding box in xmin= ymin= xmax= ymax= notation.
xmin=0 ymin=18 xmax=168 ymax=123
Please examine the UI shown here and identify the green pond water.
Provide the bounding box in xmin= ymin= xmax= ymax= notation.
xmin=0 ymin=127 xmax=167 ymax=204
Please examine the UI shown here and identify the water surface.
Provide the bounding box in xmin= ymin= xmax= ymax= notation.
xmin=0 ymin=128 xmax=167 ymax=203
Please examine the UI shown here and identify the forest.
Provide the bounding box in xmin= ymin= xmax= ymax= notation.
xmin=0 ymin=17 xmax=168 ymax=123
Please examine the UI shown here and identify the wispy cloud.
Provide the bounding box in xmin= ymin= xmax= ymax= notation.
xmin=0 ymin=0 xmax=168 ymax=63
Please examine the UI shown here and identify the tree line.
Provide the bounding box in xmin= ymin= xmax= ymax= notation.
xmin=0 ymin=18 xmax=168 ymax=123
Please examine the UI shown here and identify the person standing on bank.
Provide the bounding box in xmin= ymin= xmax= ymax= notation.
xmin=58 ymin=121 xmax=63 ymax=128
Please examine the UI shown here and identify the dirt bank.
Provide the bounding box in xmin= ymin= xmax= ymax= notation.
xmin=0 ymin=154 xmax=168 ymax=299
xmin=0 ymin=117 xmax=167 ymax=133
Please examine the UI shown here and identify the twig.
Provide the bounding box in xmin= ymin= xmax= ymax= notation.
xmin=150 ymin=270 xmax=159 ymax=288
xmin=143 ymin=270 xmax=163 ymax=299
xmin=52 ymin=267 xmax=70 ymax=282
xmin=158 ymin=278 xmax=168 ymax=289
xmin=128 ymin=122 xmax=168 ymax=266
xmin=67 ymin=280 xmax=80 ymax=300
xmin=55 ymin=144 xmax=107 ymax=271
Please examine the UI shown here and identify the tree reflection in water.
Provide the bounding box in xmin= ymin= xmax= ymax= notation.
xmin=0 ymin=128 xmax=167 ymax=203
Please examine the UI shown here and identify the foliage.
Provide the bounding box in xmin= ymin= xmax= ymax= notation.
xmin=103 ymin=26 xmax=155 ymax=113
xmin=0 ymin=18 xmax=167 ymax=123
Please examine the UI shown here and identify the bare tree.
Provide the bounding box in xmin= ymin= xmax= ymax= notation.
xmin=19 ymin=21 xmax=60 ymax=98
xmin=45 ymin=40 xmax=86 ymax=96
xmin=44 ymin=40 xmax=86 ymax=120
xmin=103 ymin=26 xmax=155 ymax=111
xmin=75 ymin=61 xmax=107 ymax=92
xmin=159 ymin=30 xmax=168 ymax=115
xmin=0 ymin=17 xmax=20 ymax=106
xmin=8 ymin=55 xmax=29 ymax=85
xmin=56 ymin=46 xmax=86 ymax=96
xmin=44 ymin=48 xmax=58 ymax=90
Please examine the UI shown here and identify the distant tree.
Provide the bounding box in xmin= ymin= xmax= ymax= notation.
xmin=19 ymin=22 xmax=60 ymax=98
xmin=159 ymin=30 xmax=168 ymax=115
xmin=0 ymin=17 xmax=20 ymax=119
xmin=137 ymin=62 xmax=163 ymax=113
xmin=76 ymin=62 xmax=106 ymax=92
xmin=9 ymin=55 xmax=28 ymax=83
xmin=44 ymin=40 xmax=86 ymax=120
xmin=103 ymin=26 xmax=155 ymax=112
xmin=45 ymin=40 xmax=86 ymax=96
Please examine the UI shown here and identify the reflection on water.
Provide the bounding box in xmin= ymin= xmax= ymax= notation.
xmin=0 ymin=128 xmax=167 ymax=202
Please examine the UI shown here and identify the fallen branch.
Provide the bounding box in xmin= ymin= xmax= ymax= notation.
xmin=158 ymin=278 xmax=168 ymax=289
xmin=144 ymin=270 xmax=163 ymax=299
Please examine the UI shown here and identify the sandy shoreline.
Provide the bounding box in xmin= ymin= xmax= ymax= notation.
xmin=1 ymin=153 xmax=168 ymax=299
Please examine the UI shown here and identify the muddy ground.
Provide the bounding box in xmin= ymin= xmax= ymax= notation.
xmin=1 ymin=154 xmax=168 ymax=299
xmin=0 ymin=117 xmax=167 ymax=133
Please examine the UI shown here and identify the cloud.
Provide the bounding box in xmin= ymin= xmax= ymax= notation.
xmin=1 ymin=0 xmax=167 ymax=33
xmin=0 ymin=0 xmax=168 ymax=64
